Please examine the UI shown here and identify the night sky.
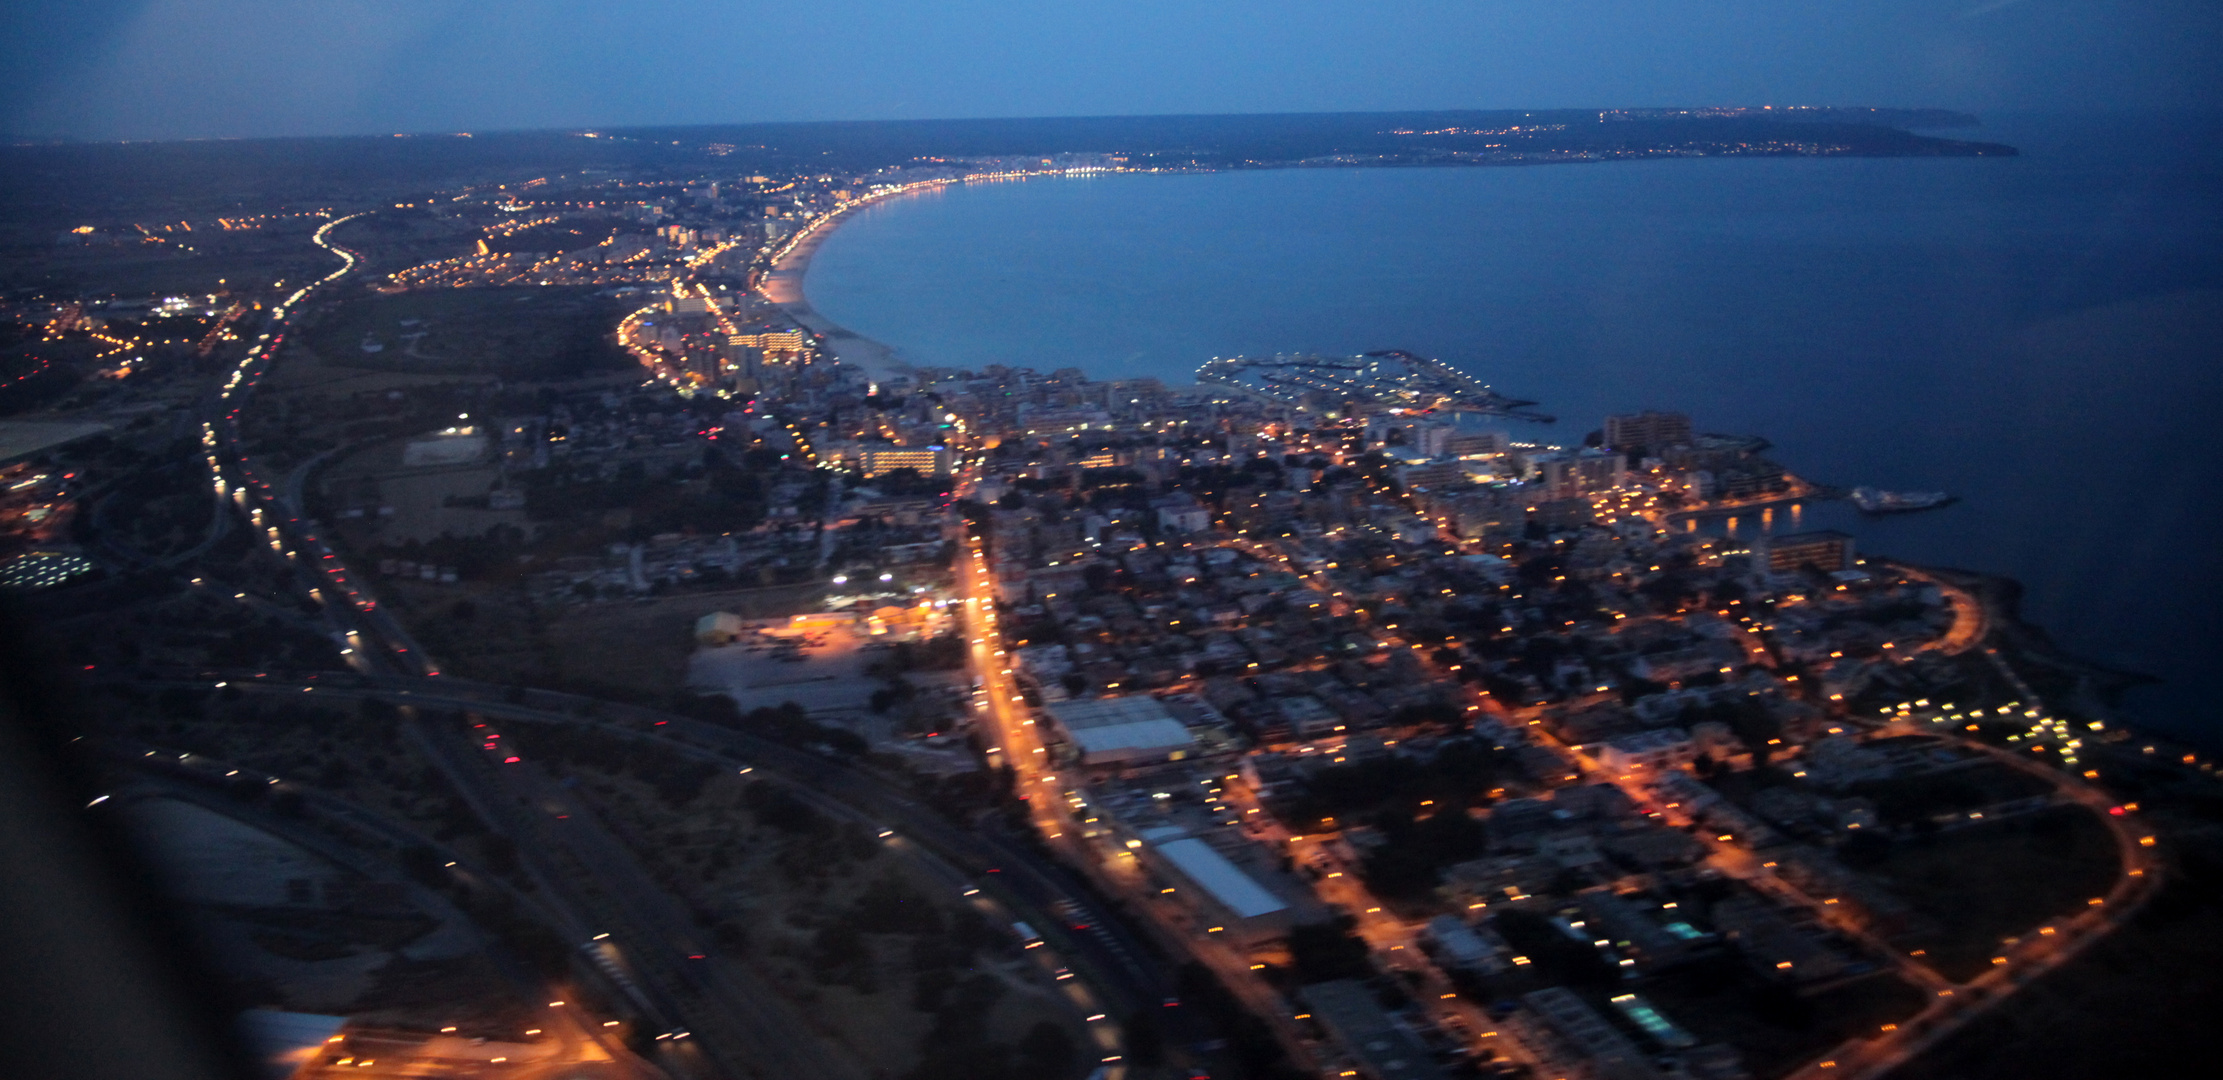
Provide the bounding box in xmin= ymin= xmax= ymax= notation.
xmin=4 ymin=1 xmax=2220 ymax=139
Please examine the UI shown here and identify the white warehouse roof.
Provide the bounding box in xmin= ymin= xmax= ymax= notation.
xmin=1047 ymin=696 xmax=1197 ymax=764
xmin=1155 ymin=837 xmax=1287 ymax=919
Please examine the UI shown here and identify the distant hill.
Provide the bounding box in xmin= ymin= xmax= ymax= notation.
xmin=0 ymin=108 xmax=2013 ymax=237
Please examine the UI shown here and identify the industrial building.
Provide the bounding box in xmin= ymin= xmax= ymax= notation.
xmin=1045 ymin=696 xmax=1197 ymax=766
xmin=1148 ymin=834 xmax=1290 ymax=937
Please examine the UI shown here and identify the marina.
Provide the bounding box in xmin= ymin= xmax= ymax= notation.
xmin=1195 ymin=350 xmax=1555 ymax=422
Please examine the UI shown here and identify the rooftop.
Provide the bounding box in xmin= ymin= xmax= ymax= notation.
xmin=1153 ymin=836 xmax=1288 ymax=919
xmin=1298 ymin=979 xmax=1446 ymax=1080
xmin=1046 ymin=695 xmax=1197 ymax=761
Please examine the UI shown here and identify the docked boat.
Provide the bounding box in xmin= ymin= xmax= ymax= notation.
xmin=1850 ymin=486 xmax=1956 ymax=514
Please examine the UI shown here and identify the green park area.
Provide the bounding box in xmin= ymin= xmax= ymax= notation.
xmin=303 ymin=286 xmax=637 ymax=382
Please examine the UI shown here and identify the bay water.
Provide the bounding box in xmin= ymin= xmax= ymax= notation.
xmin=804 ymin=113 xmax=2223 ymax=744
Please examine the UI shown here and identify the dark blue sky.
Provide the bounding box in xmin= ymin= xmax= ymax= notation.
xmin=4 ymin=1 xmax=2219 ymax=139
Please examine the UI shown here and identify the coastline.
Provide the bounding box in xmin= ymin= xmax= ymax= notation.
xmin=754 ymin=155 xmax=2199 ymax=754
xmin=1910 ymin=562 xmax=2163 ymax=716
xmin=760 ymin=201 xmax=914 ymax=386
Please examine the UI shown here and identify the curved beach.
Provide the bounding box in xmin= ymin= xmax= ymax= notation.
xmin=760 ymin=203 xmax=913 ymax=384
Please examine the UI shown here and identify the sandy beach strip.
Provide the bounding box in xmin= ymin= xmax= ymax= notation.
xmin=758 ymin=204 xmax=916 ymax=386
xmin=760 ymin=171 xmax=1219 ymax=393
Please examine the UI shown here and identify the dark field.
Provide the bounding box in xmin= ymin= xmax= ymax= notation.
xmin=1862 ymin=806 xmax=2121 ymax=981
xmin=1640 ymin=961 xmax=1928 ymax=1078
xmin=302 ymin=285 xmax=636 ymax=382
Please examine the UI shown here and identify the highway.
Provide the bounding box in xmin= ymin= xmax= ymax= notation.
xmin=123 ymin=665 xmax=1165 ymax=1078
xmin=146 ymin=207 xmax=1173 ymax=1078
xmin=409 ymin=707 xmax=861 ymax=1080
xmin=91 ymin=736 xmax=660 ymax=1080
xmin=158 ymin=214 xmax=847 ymax=1077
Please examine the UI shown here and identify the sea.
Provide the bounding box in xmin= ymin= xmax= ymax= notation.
xmin=803 ymin=113 xmax=2223 ymax=746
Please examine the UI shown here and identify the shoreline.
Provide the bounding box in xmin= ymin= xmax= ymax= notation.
xmin=755 ymin=197 xmax=911 ymax=384
xmin=759 ymin=199 xmax=915 ymax=386
xmin=751 ymin=169 xmax=2197 ymax=753
xmin=760 ymin=168 xmax=1207 ymax=392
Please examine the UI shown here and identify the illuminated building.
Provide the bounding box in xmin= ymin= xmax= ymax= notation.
xmin=1765 ymin=530 xmax=1856 ymax=574
xmin=727 ymin=328 xmax=807 ymax=353
xmin=1526 ymin=447 xmax=1627 ymax=501
xmin=858 ymin=445 xmax=951 ymax=477
xmin=1395 ymin=459 xmax=1466 ymax=491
